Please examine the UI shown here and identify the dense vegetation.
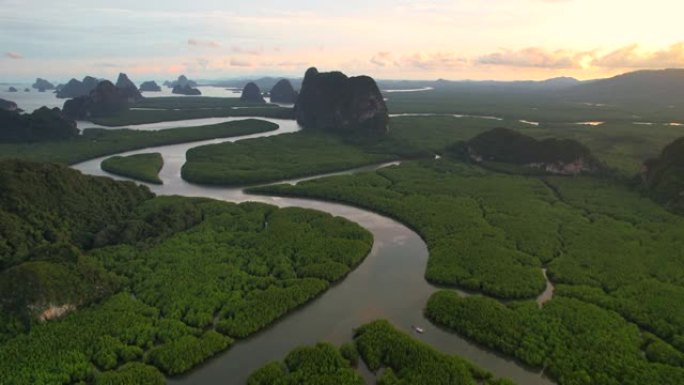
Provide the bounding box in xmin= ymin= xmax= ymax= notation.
xmin=426 ymin=293 xmax=684 ymax=385
xmin=183 ymin=115 xmax=530 ymax=187
xmin=0 ymin=119 xmax=278 ymax=165
xmin=0 ymin=107 xmax=78 ymax=142
xmin=254 ymin=161 xmax=552 ymax=299
xmin=0 ymin=159 xmax=152 ymax=269
xmin=388 ymin=115 xmax=684 ymax=175
xmin=386 ymin=87 xmax=684 ymax=123
xmin=643 ymin=136 xmax=684 ymax=214
xmin=248 ymin=343 xmax=364 ymax=385
xmin=181 ymin=131 xmax=421 ymax=186
xmin=253 ymin=158 xmax=684 ymax=384
xmin=249 ymin=320 xmax=517 ymax=385
xmin=178 ymin=115 xmax=683 ymax=191
xmin=92 ymin=105 xmax=293 ymax=126
xmin=101 ymin=153 xmax=164 ymax=184
xmin=0 ymin=161 xmax=374 ymax=383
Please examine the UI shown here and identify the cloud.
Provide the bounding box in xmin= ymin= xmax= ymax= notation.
xmin=230 ymin=58 xmax=252 ymax=67
xmin=276 ymin=61 xmax=307 ymax=67
xmin=232 ymin=46 xmax=262 ymax=56
xmin=401 ymin=52 xmax=468 ymax=70
xmin=5 ymin=51 xmax=23 ymax=59
xmin=369 ymin=51 xmax=467 ymax=70
xmin=477 ymin=47 xmax=585 ymax=68
xmin=592 ymin=43 xmax=684 ymax=68
xmin=187 ymin=39 xmax=220 ymax=48
xmin=370 ymin=52 xmax=396 ymax=67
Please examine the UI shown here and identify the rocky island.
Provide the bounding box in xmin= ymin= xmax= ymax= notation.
xmin=114 ymin=73 xmax=143 ymax=101
xmin=269 ymin=79 xmax=298 ymax=104
xmin=172 ymin=84 xmax=202 ymax=95
xmin=295 ymin=67 xmax=389 ymax=134
xmin=63 ymin=80 xmax=137 ymax=119
xmin=164 ymin=75 xmax=197 ymax=88
xmin=56 ymin=76 xmax=99 ymax=98
xmin=139 ymin=81 xmax=162 ymax=92
xmin=32 ymin=78 xmax=55 ymax=91
xmin=240 ymin=82 xmax=265 ymax=103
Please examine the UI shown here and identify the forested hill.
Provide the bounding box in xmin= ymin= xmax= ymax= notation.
xmin=643 ymin=136 xmax=684 ymax=214
xmin=448 ymin=127 xmax=603 ymax=175
xmin=0 ymin=159 xmax=153 ymax=269
xmin=561 ymin=68 xmax=684 ymax=105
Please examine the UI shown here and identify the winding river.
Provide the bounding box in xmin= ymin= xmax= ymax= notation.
xmin=72 ymin=117 xmax=554 ymax=385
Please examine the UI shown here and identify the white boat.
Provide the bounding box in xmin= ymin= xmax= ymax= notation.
xmin=412 ymin=325 xmax=424 ymax=334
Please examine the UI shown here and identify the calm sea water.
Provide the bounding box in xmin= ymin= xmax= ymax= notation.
xmin=0 ymin=84 xmax=242 ymax=112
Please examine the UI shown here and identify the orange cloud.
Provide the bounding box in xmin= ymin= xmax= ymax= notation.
xmin=400 ymin=52 xmax=467 ymax=70
xmin=370 ymin=52 xmax=395 ymax=67
xmin=230 ymin=58 xmax=252 ymax=67
xmin=592 ymin=43 xmax=684 ymax=68
xmin=477 ymin=47 xmax=585 ymax=68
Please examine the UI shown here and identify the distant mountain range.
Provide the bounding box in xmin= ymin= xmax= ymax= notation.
xmin=561 ymin=69 xmax=684 ymax=105
xmin=204 ymin=68 xmax=684 ymax=107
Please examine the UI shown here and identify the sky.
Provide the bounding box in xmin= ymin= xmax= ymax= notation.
xmin=1 ymin=0 xmax=684 ymax=82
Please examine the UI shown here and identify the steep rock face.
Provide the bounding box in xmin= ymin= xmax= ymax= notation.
xmin=0 ymin=98 xmax=18 ymax=112
xmin=172 ymin=84 xmax=202 ymax=95
xmin=240 ymin=82 xmax=266 ymax=103
xmin=139 ymin=80 xmax=161 ymax=92
xmin=0 ymin=107 xmax=77 ymax=142
xmin=269 ymin=79 xmax=298 ymax=103
xmin=642 ymin=137 xmax=684 ymax=214
xmin=32 ymin=78 xmax=55 ymax=91
xmin=63 ymin=80 xmax=131 ymax=119
xmin=451 ymin=127 xmax=602 ymax=175
xmin=295 ymin=67 xmax=388 ymax=134
xmin=114 ymin=73 xmax=143 ymax=101
xmin=56 ymin=76 xmax=99 ymax=98
xmin=115 ymin=73 xmax=136 ymax=89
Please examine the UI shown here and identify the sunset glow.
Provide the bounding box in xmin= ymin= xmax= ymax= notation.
xmin=1 ymin=0 xmax=683 ymax=81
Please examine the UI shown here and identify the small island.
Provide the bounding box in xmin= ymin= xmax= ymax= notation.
xmin=101 ymin=152 xmax=164 ymax=184
xmin=32 ymin=78 xmax=55 ymax=91
xmin=139 ymin=81 xmax=162 ymax=92
xmin=240 ymin=82 xmax=265 ymax=103
xmin=164 ymin=75 xmax=197 ymax=88
xmin=269 ymin=79 xmax=298 ymax=104
xmin=63 ymin=81 xmax=133 ymax=119
xmin=56 ymin=76 xmax=99 ymax=98
xmin=172 ymin=84 xmax=202 ymax=95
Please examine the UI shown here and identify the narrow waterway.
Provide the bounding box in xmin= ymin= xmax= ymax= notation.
xmin=72 ymin=117 xmax=554 ymax=385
